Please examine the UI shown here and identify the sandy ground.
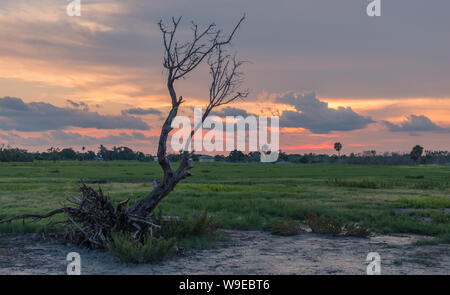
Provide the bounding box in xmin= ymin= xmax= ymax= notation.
xmin=0 ymin=230 xmax=448 ymax=275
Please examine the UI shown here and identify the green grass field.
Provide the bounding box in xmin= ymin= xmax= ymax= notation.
xmin=0 ymin=161 xmax=449 ymax=242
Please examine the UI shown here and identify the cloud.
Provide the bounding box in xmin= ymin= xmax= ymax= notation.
xmin=66 ymin=99 xmax=89 ymax=111
xmin=383 ymin=115 xmax=449 ymax=133
xmin=121 ymin=107 xmax=162 ymax=116
xmin=49 ymin=130 xmax=158 ymax=146
xmin=0 ymin=130 xmax=158 ymax=147
xmin=0 ymin=96 xmax=149 ymax=131
xmin=2 ymin=0 xmax=450 ymax=103
xmin=210 ymin=107 xmax=252 ymax=117
xmin=277 ymin=92 xmax=375 ymax=133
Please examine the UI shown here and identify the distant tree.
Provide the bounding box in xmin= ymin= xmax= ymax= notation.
xmin=0 ymin=146 xmax=33 ymax=162
xmin=227 ymin=150 xmax=246 ymax=162
xmin=98 ymin=144 xmax=107 ymax=160
xmin=410 ymin=145 xmax=424 ymax=164
xmin=299 ymin=155 xmax=309 ymax=163
xmin=167 ymin=153 xmax=182 ymax=162
xmin=248 ymin=151 xmax=261 ymax=162
xmin=60 ymin=148 xmax=77 ymax=160
xmin=334 ymin=142 xmax=342 ymax=156
xmin=214 ymin=154 xmax=226 ymax=161
xmin=278 ymin=150 xmax=289 ymax=161
xmin=47 ymin=147 xmax=60 ymax=162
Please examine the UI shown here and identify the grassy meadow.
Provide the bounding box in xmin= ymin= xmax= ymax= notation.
xmin=0 ymin=161 xmax=449 ymax=242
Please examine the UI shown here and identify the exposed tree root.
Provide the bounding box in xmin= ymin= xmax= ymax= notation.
xmin=0 ymin=184 xmax=158 ymax=248
xmin=0 ymin=208 xmax=68 ymax=224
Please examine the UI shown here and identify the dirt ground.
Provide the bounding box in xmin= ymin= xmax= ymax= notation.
xmin=0 ymin=230 xmax=448 ymax=275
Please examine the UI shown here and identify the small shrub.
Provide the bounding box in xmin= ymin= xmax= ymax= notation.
xmin=343 ymin=223 xmax=370 ymax=237
xmin=416 ymin=233 xmax=450 ymax=245
xmin=328 ymin=178 xmax=387 ymax=189
xmin=267 ymin=218 xmax=302 ymax=236
xmin=306 ymin=212 xmax=343 ymax=235
xmin=156 ymin=210 xmax=220 ymax=239
xmin=413 ymin=238 xmax=441 ymax=246
xmin=431 ymin=211 xmax=450 ymax=224
xmin=397 ymin=197 xmax=450 ymax=209
xmin=106 ymin=232 xmax=177 ymax=264
xmin=405 ymin=175 xmax=425 ymax=179
xmin=412 ymin=181 xmax=437 ymax=190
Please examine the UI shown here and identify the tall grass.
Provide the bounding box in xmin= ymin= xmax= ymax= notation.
xmin=106 ymin=233 xmax=177 ymax=263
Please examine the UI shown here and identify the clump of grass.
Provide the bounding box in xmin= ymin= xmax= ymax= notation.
xmin=266 ymin=218 xmax=302 ymax=236
xmin=306 ymin=212 xmax=343 ymax=235
xmin=156 ymin=210 xmax=220 ymax=238
xmin=413 ymin=233 xmax=450 ymax=246
xmin=342 ymin=223 xmax=371 ymax=237
xmin=397 ymin=197 xmax=450 ymax=209
xmin=327 ymin=178 xmax=390 ymax=189
xmin=181 ymin=183 xmax=242 ymax=192
xmin=413 ymin=238 xmax=441 ymax=246
xmin=412 ymin=181 xmax=438 ymax=190
xmin=306 ymin=212 xmax=370 ymax=237
xmin=438 ymin=233 xmax=450 ymax=244
xmin=431 ymin=210 xmax=450 ymax=224
xmin=405 ymin=175 xmax=425 ymax=179
xmin=106 ymin=232 xmax=177 ymax=264
xmin=107 ymin=210 xmax=221 ymax=263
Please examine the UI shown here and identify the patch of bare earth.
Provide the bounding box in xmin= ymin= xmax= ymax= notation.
xmin=0 ymin=231 xmax=448 ymax=275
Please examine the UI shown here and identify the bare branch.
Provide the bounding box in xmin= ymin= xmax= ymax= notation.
xmin=160 ymin=15 xmax=245 ymax=81
xmin=0 ymin=208 xmax=68 ymax=224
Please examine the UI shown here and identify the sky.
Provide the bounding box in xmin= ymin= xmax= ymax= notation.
xmin=0 ymin=0 xmax=449 ymax=155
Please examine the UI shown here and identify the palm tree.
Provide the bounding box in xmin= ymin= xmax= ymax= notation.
xmin=334 ymin=142 xmax=343 ymax=157
xmin=410 ymin=145 xmax=424 ymax=164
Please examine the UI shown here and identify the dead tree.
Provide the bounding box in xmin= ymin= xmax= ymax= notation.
xmin=128 ymin=16 xmax=247 ymax=217
xmin=0 ymin=16 xmax=247 ymax=247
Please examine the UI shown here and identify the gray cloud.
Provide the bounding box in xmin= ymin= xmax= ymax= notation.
xmin=50 ymin=130 xmax=158 ymax=146
xmin=121 ymin=107 xmax=162 ymax=116
xmin=277 ymin=92 xmax=375 ymax=133
xmin=0 ymin=96 xmax=149 ymax=131
xmin=210 ymin=107 xmax=252 ymax=117
xmin=66 ymin=99 xmax=89 ymax=111
xmin=383 ymin=115 xmax=449 ymax=133
xmin=2 ymin=1 xmax=450 ymax=100
xmin=0 ymin=130 xmax=158 ymax=148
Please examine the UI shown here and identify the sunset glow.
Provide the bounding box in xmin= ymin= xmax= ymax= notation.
xmin=1 ymin=0 xmax=449 ymax=155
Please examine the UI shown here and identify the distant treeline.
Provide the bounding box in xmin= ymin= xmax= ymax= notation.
xmin=1 ymin=145 xmax=450 ymax=165
xmin=0 ymin=145 xmax=153 ymax=162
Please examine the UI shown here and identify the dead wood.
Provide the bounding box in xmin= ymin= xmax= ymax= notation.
xmin=0 ymin=184 xmax=158 ymax=248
